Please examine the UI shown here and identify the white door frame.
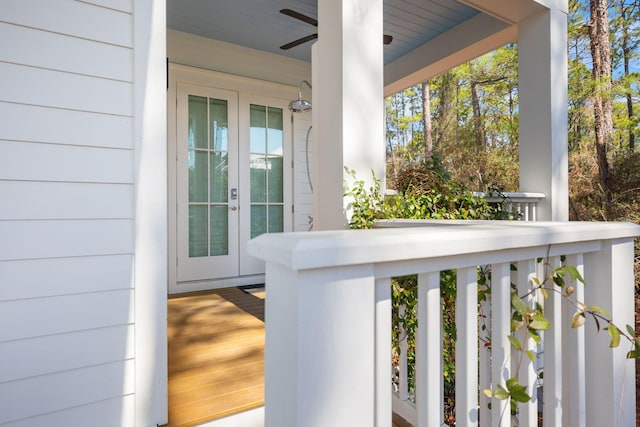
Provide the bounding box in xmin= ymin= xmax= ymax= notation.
xmin=167 ymin=63 xmax=296 ymax=294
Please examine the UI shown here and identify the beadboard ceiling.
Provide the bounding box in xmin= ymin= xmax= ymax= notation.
xmin=166 ymin=0 xmax=484 ymax=64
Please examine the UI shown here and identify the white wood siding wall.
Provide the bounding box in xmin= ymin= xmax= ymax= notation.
xmin=293 ymin=113 xmax=314 ymax=231
xmin=0 ymin=1 xmax=137 ymax=426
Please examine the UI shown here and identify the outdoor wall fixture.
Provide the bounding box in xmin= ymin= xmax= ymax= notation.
xmin=288 ymin=80 xmax=312 ymax=112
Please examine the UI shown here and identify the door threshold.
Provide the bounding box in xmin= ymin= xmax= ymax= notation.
xmin=193 ymin=406 xmax=264 ymax=427
xmin=170 ymin=274 xmax=265 ymax=294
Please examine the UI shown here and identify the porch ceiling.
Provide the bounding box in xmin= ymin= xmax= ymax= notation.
xmin=166 ymin=0 xmax=496 ymax=65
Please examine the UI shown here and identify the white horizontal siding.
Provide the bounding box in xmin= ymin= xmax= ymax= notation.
xmin=0 ymin=360 xmax=135 ymax=424
xmin=0 ymin=22 xmax=132 ymax=81
xmin=0 ymin=220 xmax=132 ymax=261
xmin=1 ymin=0 xmax=133 ymax=47
xmin=0 ymin=255 xmax=133 ymax=302
xmin=0 ymin=102 xmax=133 ymax=149
xmin=0 ymin=396 xmax=134 ymax=427
xmin=0 ymin=289 xmax=134 ymax=342
xmin=0 ymin=1 xmax=146 ymax=425
xmin=0 ymin=141 xmax=133 ymax=183
xmin=0 ymin=325 xmax=134 ymax=383
xmin=0 ymin=182 xmax=134 ymax=220
xmin=0 ymin=62 xmax=133 ymax=116
xmin=79 ymin=0 xmax=133 ymax=14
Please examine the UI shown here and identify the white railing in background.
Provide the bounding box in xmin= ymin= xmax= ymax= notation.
xmin=474 ymin=192 xmax=546 ymax=221
xmin=248 ymin=220 xmax=639 ymax=427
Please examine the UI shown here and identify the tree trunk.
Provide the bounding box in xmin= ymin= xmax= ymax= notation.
xmin=621 ymin=7 xmax=635 ymax=152
xmin=588 ymin=0 xmax=613 ymax=211
xmin=422 ymin=81 xmax=433 ymax=161
xmin=469 ymin=62 xmax=485 ymax=151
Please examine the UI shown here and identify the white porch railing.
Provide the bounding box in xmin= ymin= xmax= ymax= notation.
xmin=248 ymin=220 xmax=639 ymax=427
xmin=474 ymin=192 xmax=546 ymax=221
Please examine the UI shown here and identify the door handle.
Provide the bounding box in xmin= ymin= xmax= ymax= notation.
xmin=228 ymin=206 xmax=238 ymax=211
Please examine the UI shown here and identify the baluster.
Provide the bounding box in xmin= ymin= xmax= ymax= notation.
xmin=375 ymin=277 xmax=392 ymax=427
xmin=561 ymin=254 xmax=586 ymax=427
xmin=491 ymin=262 xmax=512 ymax=427
xmin=479 ymin=267 xmax=492 ymax=427
xmin=516 ymin=260 xmax=538 ymax=426
xmin=523 ymin=203 xmax=530 ymax=221
xmin=416 ymin=272 xmax=441 ymax=427
xmin=398 ymin=304 xmax=409 ymax=402
xmin=543 ymin=256 xmax=563 ymax=426
xmin=456 ymin=267 xmax=479 ymax=426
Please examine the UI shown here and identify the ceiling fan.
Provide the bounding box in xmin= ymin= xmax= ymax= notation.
xmin=279 ymin=8 xmax=393 ymax=50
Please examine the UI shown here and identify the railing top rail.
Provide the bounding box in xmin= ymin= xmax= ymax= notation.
xmin=473 ymin=191 xmax=546 ymax=202
xmin=248 ymin=220 xmax=640 ymax=271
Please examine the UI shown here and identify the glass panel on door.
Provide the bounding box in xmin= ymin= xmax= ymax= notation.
xmin=187 ymin=95 xmax=230 ymax=257
xmin=249 ymin=104 xmax=284 ymax=238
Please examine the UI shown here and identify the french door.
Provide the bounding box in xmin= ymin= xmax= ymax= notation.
xmin=176 ymin=83 xmax=291 ymax=284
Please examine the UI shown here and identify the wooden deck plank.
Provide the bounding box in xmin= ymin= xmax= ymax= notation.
xmin=163 ymin=287 xmax=265 ymax=427
xmin=164 ymin=286 xmax=414 ymax=427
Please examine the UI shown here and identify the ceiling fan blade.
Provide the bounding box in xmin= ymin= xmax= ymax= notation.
xmin=280 ymin=33 xmax=318 ymax=50
xmin=280 ymin=9 xmax=318 ymax=27
xmin=384 ymin=34 xmax=393 ymax=45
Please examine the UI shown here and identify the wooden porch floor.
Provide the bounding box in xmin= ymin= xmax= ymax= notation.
xmin=164 ymin=287 xmax=266 ymax=427
xmin=164 ymin=286 xmax=412 ymax=427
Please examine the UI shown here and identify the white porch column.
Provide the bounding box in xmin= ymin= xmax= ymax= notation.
xmin=312 ymin=0 xmax=385 ymax=230
xmin=518 ymin=6 xmax=568 ymax=221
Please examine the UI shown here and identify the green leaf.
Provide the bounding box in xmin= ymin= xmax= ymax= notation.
xmin=508 ymin=335 xmax=522 ymax=351
xmin=553 ymin=274 xmax=565 ymax=288
xmin=607 ymin=324 xmax=621 ymax=348
xmin=493 ymin=385 xmax=510 ymax=400
xmin=588 ymin=305 xmax=610 ymax=317
xmin=511 ymin=292 xmax=528 ymax=316
xmin=505 ymin=378 xmax=519 ymax=390
xmin=483 ymin=389 xmax=493 ymax=398
xmin=593 ymin=315 xmax=602 ymax=332
xmin=529 ymin=329 xmax=542 ymax=344
xmin=564 ymin=265 xmax=584 ymax=283
xmin=526 ymin=350 xmax=536 ymax=363
xmin=626 ymin=324 xmax=635 ymax=337
xmin=627 ymin=350 xmax=640 ymax=359
xmin=505 ymin=379 xmax=530 ymax=403
xmin=529 ymin=314 xmax=550 ymax=331
xmin=510 ymin=387 xmax=531 ymax=403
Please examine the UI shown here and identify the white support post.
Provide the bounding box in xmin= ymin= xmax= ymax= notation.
xmin=133 ymin=1 xmax=167 ymax=425
xmin=456 ymin=267 xmax=479 ymax=426
xmin=313 ymin=0 xmax=385 ymax=230
xmin=264 ymin=262 xmax=382 ymax=427
xmin=584 ymin=239 xmax=637 ymax=427
xmin=518 ymin=7 xmax=568 ymax=221
xmin=416 ymin=272 xmax=442 ymax=427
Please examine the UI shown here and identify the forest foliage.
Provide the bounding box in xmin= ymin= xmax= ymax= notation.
xmin=384 ymin=0 xmax=639 ymax=225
